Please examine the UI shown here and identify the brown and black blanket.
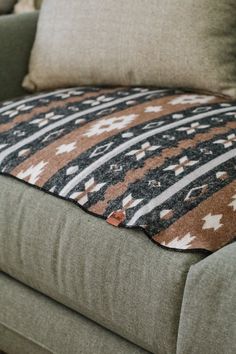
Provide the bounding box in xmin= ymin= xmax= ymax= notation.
xmin=0 ymin=86 xmax=236 ymax=252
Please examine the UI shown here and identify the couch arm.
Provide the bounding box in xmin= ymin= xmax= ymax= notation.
xmin=177 ymin=242 xmax=236 ymax=354
xmin=0 ymin=12 xmax=38 ymax=102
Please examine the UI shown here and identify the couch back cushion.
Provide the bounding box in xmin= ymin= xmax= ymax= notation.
xmin=23 ymin=0 xmax=236 ymax=97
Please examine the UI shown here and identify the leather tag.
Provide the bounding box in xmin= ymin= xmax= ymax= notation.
xmin=106 ymin=210 xmax=126 ymax=227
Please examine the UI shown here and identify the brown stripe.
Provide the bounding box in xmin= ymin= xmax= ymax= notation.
xmin=89 ymin=121 xmax=236 ymax=214
xmin=153 ymin=180 xmax=236 ymax=252
xmin=11 ymin=96 xmax=199 ymax=187
xmin=0 ymin=88 xmax=117 ymax=133
xmin=11 ymin=94 xmax=209 ymax=186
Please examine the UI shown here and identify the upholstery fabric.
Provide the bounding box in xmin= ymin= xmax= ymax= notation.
xmin=0 ymin=87 xmax=236 ymax=252
xmin=0 ymin=0 xmax=17 ymax=14
xmin=177 ymin=242 xmax=236 ymax=354
xmin=14 ymin=0 xmax=43 ymax=14
xmin=0 ymin=272 xmax=149 ymax=354
xmin=24 ymin=0 xmax=236 ymax=97
xmin=0 ymin=175 xmax=205 ymax=354
xmin=0 ymin=13 xmax=38 ymax=102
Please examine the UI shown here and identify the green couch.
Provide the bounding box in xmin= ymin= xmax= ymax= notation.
xmin=0 ymin=13 xmax=236 ymax=354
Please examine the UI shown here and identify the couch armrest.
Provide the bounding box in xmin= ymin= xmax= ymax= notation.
xmin=177 ymin=242 xmax=236 ymax=354
xmin=0 ymin=12 xmax=38 ymax=102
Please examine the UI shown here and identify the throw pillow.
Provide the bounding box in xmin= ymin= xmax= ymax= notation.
xmin=23 ymin=0 xmax=236 ymax=98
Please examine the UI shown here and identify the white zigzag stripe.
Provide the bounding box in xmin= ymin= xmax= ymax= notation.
xmin=59 ymin=106 xmax=236 ymax=197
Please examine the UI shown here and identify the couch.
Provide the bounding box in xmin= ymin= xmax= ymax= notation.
xmin=0 ymin=12 xmax=236 ymax=354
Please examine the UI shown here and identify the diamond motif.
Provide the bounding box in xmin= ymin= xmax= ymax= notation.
xmin=42 ymin=129 xmax=64 ymax=143
xmin=66 ymin=166 xmax=79 ymax=175
xmin=142 ymin=121 xmax=165 ymax=130
xmin=90 ymin=142 xmax=113 ymax=158
xmin=192 ymin=107 xmax=212 ymax=114
xmin=185 ymin=185 xmax=208 ymax=201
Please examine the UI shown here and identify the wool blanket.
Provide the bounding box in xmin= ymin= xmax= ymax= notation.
xmin=0 ymin=87 xmax=236 ymax=252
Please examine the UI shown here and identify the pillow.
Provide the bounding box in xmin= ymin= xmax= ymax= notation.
xmin=0 ymin=0 xmax=17 ymax=14
xmin=14 ymin=0 xmax=43 ymax=14
xmin=23 ymin=0 xmax=236 ymax=97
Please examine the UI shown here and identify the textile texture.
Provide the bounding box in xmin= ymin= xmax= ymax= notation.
xmin=0 ymin=273 xmax=149 ymax=354
xmin=0 ymin=175 xmax=204 ymax=354
xmin=177 ymin=242 xmax=236 ymax=354
xmin=0 ymin=87 xmax=236 ymax=252
xmin=24 ymin=0 xmax=236 ymax=97
xmin=0 ymin=12 xmax=38 ymax=102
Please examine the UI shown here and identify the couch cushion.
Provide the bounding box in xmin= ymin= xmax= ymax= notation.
xmin=0 ymin=175 xmax=205 ymax=354
xmin=0 ymin=272 xmax=149 ymax=354
xmin=24 ymin=0 xmax=236 ymax=97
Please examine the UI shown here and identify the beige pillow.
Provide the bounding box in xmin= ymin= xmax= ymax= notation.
xmin=14 ymin=0 xmax=43 ymax=14
xmin=24 ymin=0 xmax=236 ymax=97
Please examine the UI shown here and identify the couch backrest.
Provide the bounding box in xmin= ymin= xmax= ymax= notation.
xmin=0 ymin=12 xmax=38 ymax=102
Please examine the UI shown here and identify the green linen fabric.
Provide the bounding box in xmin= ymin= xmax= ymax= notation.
xmin=177 ymin=242 xmax=236 ymax=354
xmin=0 ymin=12 xmax=38 ymax=102
xmin=0 ymin=272 xmax=149 ymax=354
xmin=0 ymin=326 xmax=51 ymax=354
xmin=0 ymin=175 xmax=205 ymax=354
xmin=0 ymin=0 xmax=17 ymax=14
xmin=24 ymin=0 xmax=236 ymax=97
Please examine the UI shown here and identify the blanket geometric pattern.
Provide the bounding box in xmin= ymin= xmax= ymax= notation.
xmin=0 ymin=87 xmax=236 ymax=253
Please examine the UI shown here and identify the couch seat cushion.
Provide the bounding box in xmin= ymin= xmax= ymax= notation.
xmin=0 ymin=175 xmax=205 ymax=354
xmin=0 ymin=272 xmax=149 ymax=354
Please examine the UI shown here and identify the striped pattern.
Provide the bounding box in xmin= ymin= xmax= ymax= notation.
xmin=0 ymin=86 xmax=236 ymax=252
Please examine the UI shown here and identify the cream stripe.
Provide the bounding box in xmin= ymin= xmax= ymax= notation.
xmin=0 ymin=87 xmax=84 ymax=115
xmin=0 ymin=90 xmax=163 ymax=165
xmin=59 ymin=106 xmax=236 ymax=197
xmin=127 ymin=148 xmax=236 ymax=226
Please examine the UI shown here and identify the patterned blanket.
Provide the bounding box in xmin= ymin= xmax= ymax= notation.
xmin=0 ymin=87 xmax=236 ymax=252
